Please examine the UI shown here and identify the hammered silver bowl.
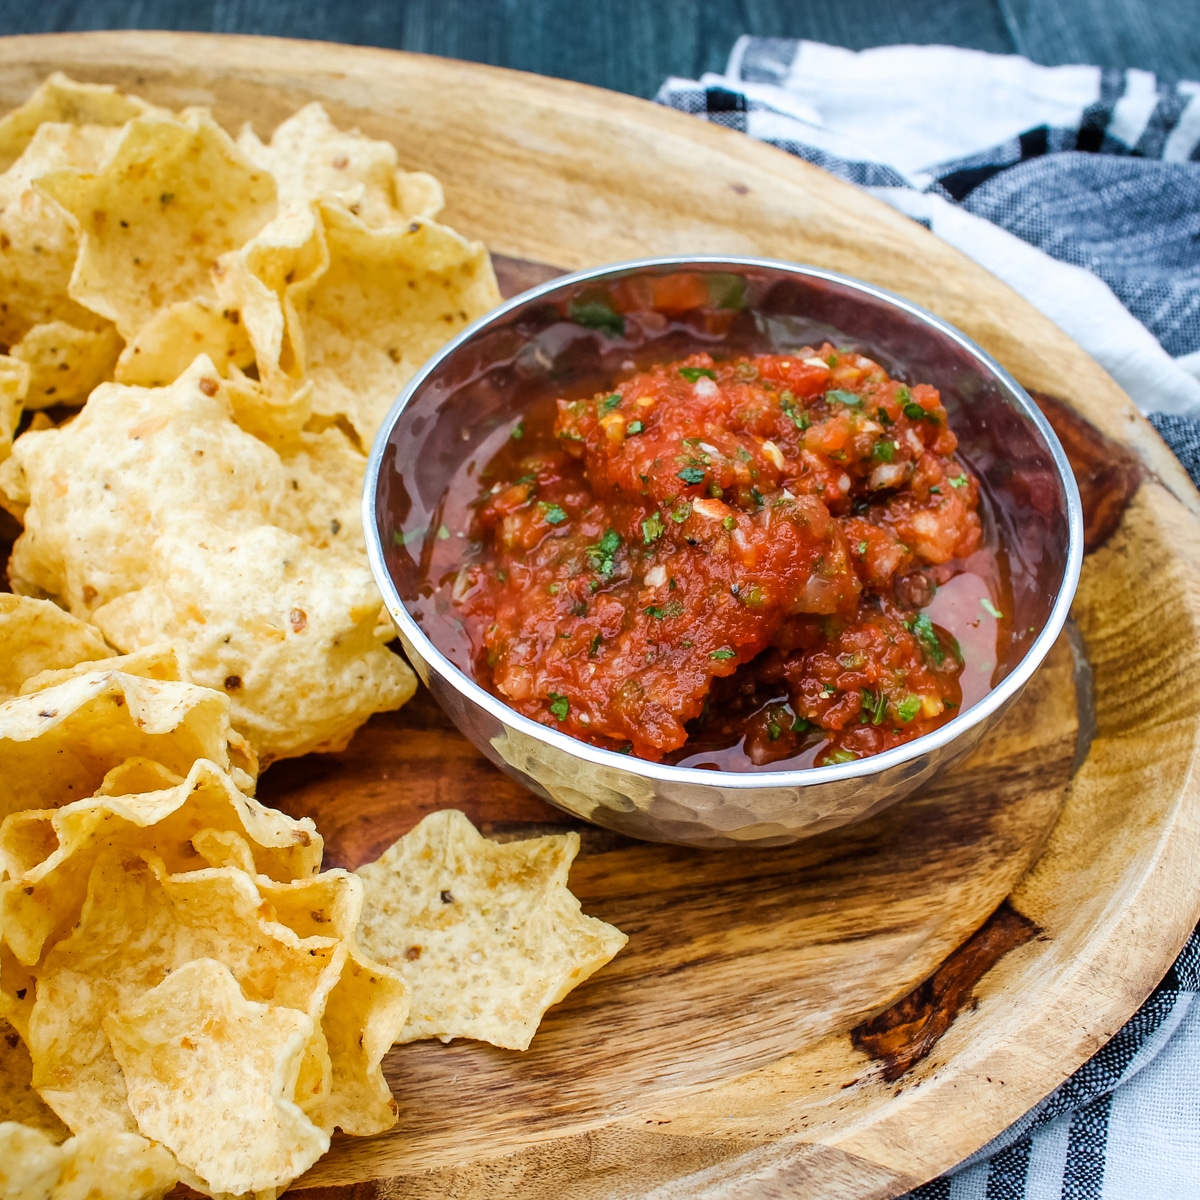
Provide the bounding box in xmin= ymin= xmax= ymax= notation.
xmin=363 ymin=257 xmax=1083 ymax=849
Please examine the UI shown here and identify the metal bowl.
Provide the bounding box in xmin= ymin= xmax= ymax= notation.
xmin=363 ymin=257 xmax=1083 ymax=848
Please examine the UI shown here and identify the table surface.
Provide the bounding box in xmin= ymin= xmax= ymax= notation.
xmin=0 ymin=0 xmax=1196 ymax=98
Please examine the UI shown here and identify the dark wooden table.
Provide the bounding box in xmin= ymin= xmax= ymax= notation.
xmin=1 ymin=0 xmax=1196 ymax=98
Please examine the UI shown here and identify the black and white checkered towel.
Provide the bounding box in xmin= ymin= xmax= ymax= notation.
xmin=658 ymin=40 xmax=1200 ymax=1200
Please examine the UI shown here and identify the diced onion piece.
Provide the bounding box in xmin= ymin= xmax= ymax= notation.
xmin=644 ymin=565 xmax=667 ymax=588
xmin=692 ymin=498 xmax=731 ymax=520
xmin=451 ymin=567 xmax=472 ymax=602
xmin=761 ymin=440 xmax=785 ymax=470
xmin=694 ymin=377 xmax=718 ymax=398
xmin=869 ymin=463 xmax=907 ymax=490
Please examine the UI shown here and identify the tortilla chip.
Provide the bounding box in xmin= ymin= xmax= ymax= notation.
xmin=5 ymin=352 xmax=414 ymax=759
xmin=294 ymin=200 xmax=499 ymax=444
xmin=0 ymin=354 xmax=27 ymax=463
xmin=0 ymin=1121 xmax=178 ymax=1200
xmin=0 ymin=439 xmax=28 ymax=520
xmin=92 ymin=522 xmax=416 ymax=763
xmin=22 ymin=848 xmax=400 ymax=1160
xmin=188 ymin=825 xmax=257 ymax=874
xmin=0 ymin=756 xmax=319 ymax=965
xmin=55 ymin=1129 xmax=179 ymax=1200
xmin=212 ymin=204 xmax=327 ymax=393
xmin=0 ymin=596 xmax=114 ymax=702
xmin=307 ymin=938 xmax=406 ymax=1136
xmin=0 ymin=120 xmax=127 ymax=208
xmin=95 ymin=757 xmax=184 ymax=796
xmin=0 ymin=1121 xmax=65 ymax=1199
xmin=105 ymin=958 xmax=328 ymax=1195
xmin=0 ymin=192 xmax=90 ymax=350
xmin=238 ymin=102 xmax=442 ymax=227
xmin=4 ymin=356 xmax=288 ymax=616
xmin=0 ymin=1021 xmax=67 ymax=1138
xmin=114 ymin=299 xmax=254 ymax=388
xmin=238 ymin=869 xmax=405 ymax=1136
xmin=36 ymin=111 xmax=276 ymax=339
xmin=0 ymin=122 xmax=127 ymax=350
xmin=20 ymin=643 xmax=180 ymax=696
xmin=0 ymin=74 xmax=160 ymax=174
xmin=355 ymin=809 xmax=627 ymax=1051
xmin=11 ymin=321 xmax=123 ymax=411
xmin=212 ymin=110 xmax=476 ymax=443
xmin=0 ymin=936 xmax=36 ymax=1039
xmin=224 ymin=373 xmax=313 ymax=446
xmin=26 ymin=849 xmax=339 ymax=1135
xmin=0 ymin=670 xmax=255 ymax=823
xmin=392 ymin=169 xmax=444 ymax=223
xmin=249 ymin=868 xmax=407 ymax=1135
xmin=17 ymin=644 xmax=263 ymax=787
xmin=274 ymin=424 xmax=367 ymax=560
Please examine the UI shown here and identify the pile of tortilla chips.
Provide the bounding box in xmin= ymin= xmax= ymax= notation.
xmin=0 ymin=73 xmax=505 ymax=764
xmin=0 ymin=595 xmax=626 ymax=1198
xmin=0 ymin=76 xmax=627 ymax=1199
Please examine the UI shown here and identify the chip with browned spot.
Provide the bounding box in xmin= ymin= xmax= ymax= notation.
xmin=356 ymin=809 xmax=626 ymax=1051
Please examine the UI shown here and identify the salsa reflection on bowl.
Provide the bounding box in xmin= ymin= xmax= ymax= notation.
xmin=413 ymin=342 xmax=1013 ymax=772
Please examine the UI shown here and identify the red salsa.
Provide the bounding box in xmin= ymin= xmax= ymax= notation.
xmin=434 ymin=346 xmax=1006 ymax=768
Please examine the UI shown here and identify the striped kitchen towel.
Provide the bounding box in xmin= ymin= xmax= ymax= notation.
xmin=659 ymin=39 xmax=1200 ymax=1200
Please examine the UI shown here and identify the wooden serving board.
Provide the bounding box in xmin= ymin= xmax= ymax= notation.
xmin=3 ymin=33 xmax=1200 ymax=1199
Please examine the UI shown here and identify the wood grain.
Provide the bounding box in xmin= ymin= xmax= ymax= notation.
xmin=296 ymin=638 xmax=1075 ymax=1185
xmin=2 ymin=35 xmax=1199 ymax=1198
xmin=850 ymin=901 xmax=1040 ymax=1082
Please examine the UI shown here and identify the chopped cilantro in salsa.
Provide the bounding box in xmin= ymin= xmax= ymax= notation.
xmin=642 ymin=512 xmax=665 ymax=544
xmin=586 ymin=529 xmax=622 ymax=579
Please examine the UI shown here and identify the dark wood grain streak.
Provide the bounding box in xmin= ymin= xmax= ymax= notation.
xmin=1031 ymin=390 xmax=1146 ymax=552
xmin=851 ymin=902 xmax=1040 ymax=1082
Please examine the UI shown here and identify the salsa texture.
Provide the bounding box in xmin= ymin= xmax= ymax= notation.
xmin=444 ymin=347 xmax=995 ymax=766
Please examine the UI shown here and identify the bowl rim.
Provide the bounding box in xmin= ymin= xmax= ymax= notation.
xmin=363 ymin=254 xmax=1084 ymax=791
